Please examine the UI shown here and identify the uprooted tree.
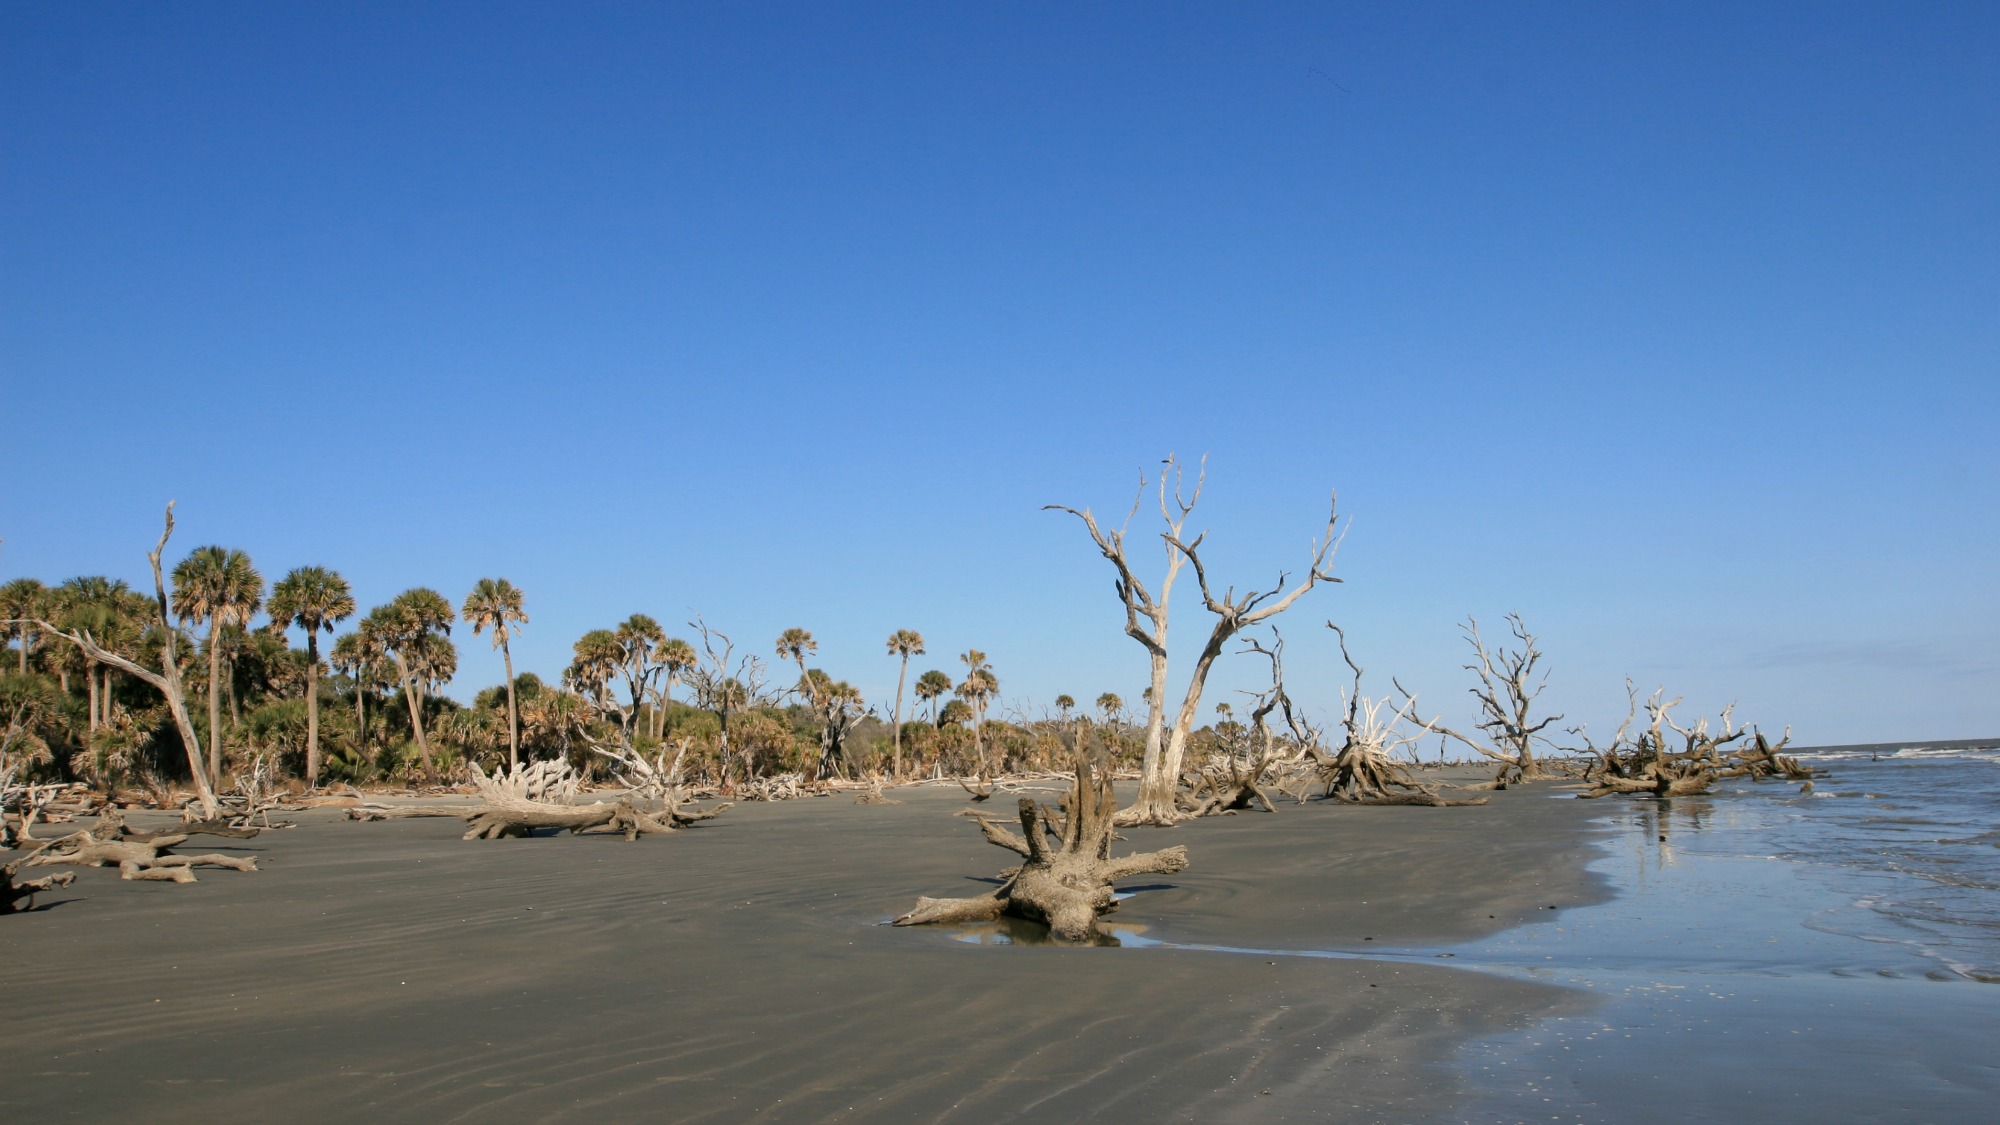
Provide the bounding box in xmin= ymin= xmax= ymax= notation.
xmin=458 ymin=760 xmax=729 ymax=840
xmin=893 ymin=755 xmax=1189 ymax=942
xmin=1047 ymin=455 xmax=1342 ymax=825
xmin=1308 ymin=624 xmax=1491 ymax=806
xmin=5 ymin=503 xmax=222 ymax=819
xmin=1576 ymin=684 xmax=1811 ymax=799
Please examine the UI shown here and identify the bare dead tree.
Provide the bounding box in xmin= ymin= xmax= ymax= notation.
xmin=1044 ymin=457 xmax=1200 ymax=817
xmin=683 ymin=616 xmax=775 ymax=790
xmin=893 ymin=754 xmax=1188 ymax=942
xmin=1047 ymin=456 xmax=1342 ymax=825
xmin=6 ymin=504 xmax=220 ymax=818
xmin=1405 ymin=614 xmax=1563 ymax=783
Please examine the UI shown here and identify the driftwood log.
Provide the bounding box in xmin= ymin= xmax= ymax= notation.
xmin=894 ymin=760 xmax=1188 ymax=942
xmin=27 ymin=829 xmax=258 ymax=882
xmin=453 ymin=761 xmax=730 ymax=840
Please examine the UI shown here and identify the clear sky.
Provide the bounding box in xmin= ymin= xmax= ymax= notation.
xmin=3 ymin=2 xmax=1994 ymax=745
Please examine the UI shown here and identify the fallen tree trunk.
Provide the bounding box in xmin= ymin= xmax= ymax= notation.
xmin=459 ymin=796 xmax=728 ymax=840
xmin=26 ymin=830 xmax=258 ymax=881
xmin=894 ymin=759 xmax=1188 ymax=942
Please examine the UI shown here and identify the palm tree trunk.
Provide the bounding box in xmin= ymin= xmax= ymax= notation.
xmin=393 ymin=652 xmax=430 ymax=768
xmin=354 ymin=679 xmax=367 ymax=762
xmin=86 ymin=661 xmax=101 ymax=732
xmin=892 ymin=654 xmax=910 ymax=779
xmin=501 ymin=634 xmax=520 ymax=771
xmin=207 ymin=619 xmax=224 ymax=786
xmin=15 ymin=626 xmax=26 ymax=675
xmin=305 ymin=633 xmax=322 ymax=788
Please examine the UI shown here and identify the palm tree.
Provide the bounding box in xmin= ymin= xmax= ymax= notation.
xmin=55 ymin=576 xmax=131 ymax=732
xmin=615 ymin=614 xmax=666 ymax=737
xmin=774 ymin=628 xmax=817 ymax=699
xmin=656 ymin=637 xmax=696 ymax=739
xmin=884 ymin=629 xmax=925 ymax=778
xmin=330 ymin=627 xmax=388 ymax=764
xmin=1096 ymin=692 xmax=1123 ymax=725
xmin=0 ymin=578 xmax=49 ymax=676
xmin=915 ymin=669 xmax=953 ymax=726
xmin=462 ymin=578 xmax=528 ymax=770
xmin=171 ymin=546 xmax=264 ymax=786
xmin=956 ymin=649 xmax=999 ymax=772
xmin=269 ymin=566 xmax=356 ymax=788
xmin=372 ymin=588 xmax=455 ymax=771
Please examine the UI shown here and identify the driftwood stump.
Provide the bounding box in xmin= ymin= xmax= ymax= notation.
xmin=894 ymin=761 xmax=1188 ymax=942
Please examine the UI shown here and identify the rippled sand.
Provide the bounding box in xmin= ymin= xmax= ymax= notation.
xmin=0 ymin=781 xmax=1605 ymax=1122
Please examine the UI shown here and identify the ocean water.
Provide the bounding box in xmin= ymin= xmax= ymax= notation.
xmin=1450 ymin=741 xmax=2000 ymax=1122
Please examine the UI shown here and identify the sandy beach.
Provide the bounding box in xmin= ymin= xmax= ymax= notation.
xmin=1 ymin=781 xmax=1608 ymax=1122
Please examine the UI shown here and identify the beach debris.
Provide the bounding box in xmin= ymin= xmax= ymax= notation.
xmin=893 ymin=757 xmax=1188 ymax=942
xmin=25 ymin=826 xmax=258 ymax=883
xmin=453 ymin=760 xmax=729 ymax=840
xmin=1575 ymin=685 xmax=1812 ymax=799
xmin=854 ymin=773 xmax=900 ymax=805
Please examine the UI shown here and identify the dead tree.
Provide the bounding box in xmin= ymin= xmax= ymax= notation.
xmin=6 ymin=504 xmax=221 ymax=819
xmin=1406 ymin=614 xmax=1563 ymax=784
xmin=1047 ymin=456 xmax=1343 ymax=826
xmin=894 ymin=756 xmax=1188 ymax=942
xmin=683 ymin=616 xmax=775 ymax=791
xmin=1318 ymin=625 xmax=1489 ymax=807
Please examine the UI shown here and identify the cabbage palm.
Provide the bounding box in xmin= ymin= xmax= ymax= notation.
xmin=55 ymin=576 xmax=130 ymax=731
xmin=0 ymin=578 xmax=49 ymax=676
xmin=371 ymin=588 xmax=455 ymax=770
xmin=774 ymin=628 xmax=817 ymax=699
xmin=269 ymin=566 xmax=356 ymax=787
xmin=957 ymin=649 xmax=999 ymax=771
xmin=656 ymin=637 xmax=696 ymax=739
xmin=171 ymin=546 xmax=265 ymax=785
xmin=915 ymin=669 xmax=953 ymax=726
xmin=462 ymin=578 xmax=528 ymax=769
xmin=885 ymin=629 xmax=925 ymax=778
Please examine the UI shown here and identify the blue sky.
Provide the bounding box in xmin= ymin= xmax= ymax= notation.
xmin=3 ymin=2 xmax=1994 ymax=744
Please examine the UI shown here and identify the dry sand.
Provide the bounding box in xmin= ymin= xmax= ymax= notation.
xmin=1 ymin=781 xmax=1607 ymax=1122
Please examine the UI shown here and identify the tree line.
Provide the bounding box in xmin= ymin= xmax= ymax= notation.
xmin=0 ymin=511 xmax=1157 ymax=797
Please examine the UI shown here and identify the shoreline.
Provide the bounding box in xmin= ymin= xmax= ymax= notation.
xmin=2 ymin=781 xmax=1611 ymax=1121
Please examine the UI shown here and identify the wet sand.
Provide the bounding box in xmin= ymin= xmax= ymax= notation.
xmin=1 ymin=782 xmax=1607 ymax=1122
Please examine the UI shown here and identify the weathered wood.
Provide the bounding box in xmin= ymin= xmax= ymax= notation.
xmin=896 ymin=759 xmax=1187 ymax=942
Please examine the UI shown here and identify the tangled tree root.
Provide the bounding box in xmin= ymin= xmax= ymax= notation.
xmin=894 ymin=760 xmax=1188 ymax=943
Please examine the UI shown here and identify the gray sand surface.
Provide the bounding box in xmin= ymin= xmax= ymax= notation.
xmin=1 ymin=782 xmax=1606 ymax=1122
